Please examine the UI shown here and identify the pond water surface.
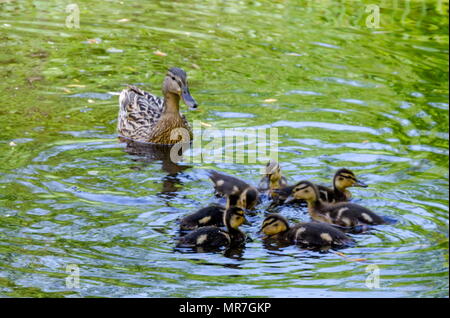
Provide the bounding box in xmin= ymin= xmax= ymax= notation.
xmin=0 ymin=0 xmax=448 ymax=297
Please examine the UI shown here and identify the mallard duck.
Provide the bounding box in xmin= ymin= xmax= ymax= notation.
xmin=179 ymin=204 xmax=225 ymax=231
xmin=289 ymin=181 xmax=385 ymax=227
xmin=272 ymin=168 xmax=367 ymax=205
xmin=179 ymin=187 xmax=253 ymax=231
xmin=257 ymin=160 xmax=288 ymax=199
xmin=260 ymin=214 xmax=354 ymax=248
xmin=208 ymin=170 xmax=259 ymax=209
xmin=316 ymin=168 xmax=367 ymax=203
xmin=177 ymin=207 xmax=248 ymax=248
xmin=118 ymin=67 xmax=197 ymax=144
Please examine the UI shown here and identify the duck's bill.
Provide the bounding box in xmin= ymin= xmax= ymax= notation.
xmin=181 ymin=87 xmax=198 ymax=109
xmin=354 ymin=179 xmax=368 ymax=187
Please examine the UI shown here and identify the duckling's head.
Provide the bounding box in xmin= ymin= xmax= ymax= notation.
xmin=163 ymin=67 xmax=198 ymax=109
xmin=260 ymin=214 xmax=289 ymax=236
xmin=333 ymin=168 xmax=367 ymax=191
xmin=238 ymin=187 xmax=259 ymax=210
xmin=291 ymin=180 xmax=319 ymax=202
xmin=224 ymin=207 xmax=248 ymax=229
xmin=265 ymin=160 xmax=282 ymax=183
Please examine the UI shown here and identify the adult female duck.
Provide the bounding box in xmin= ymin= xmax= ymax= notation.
xmin=118 ymin=67 xmax=198 ymax=144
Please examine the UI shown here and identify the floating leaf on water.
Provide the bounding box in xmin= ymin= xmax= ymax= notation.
xmin=27 ymin=76 xmax=43 ymax=84
xmin=106 ymin=48 xmax=124 ymax=53
xmin=285 ymin=52 xmax=303 ymax=56
xmin=85 ymin=38 xmax=102 ymax=44
xmin=62 ymin=88 xmax=72 ymax=93
xmin=191 ymin=63 xmax=200 ymax=69
xmin=30 ymin=51 xmax=49 ymax=58
xmin=349 ymin=258 xmax=367 ymax=262
xmin=153 ymin=50 xmax=167 ymax=57
xmin=264 ymin=98 xmax=277 ymax=103
xmin=117 ymin=18 xmax=130 ymax=23
xmin=9 ymin=141 xmax=16 ymax=147
xmin=200 ymin=122 xmax=212 ymax=127
xmin=87 ymin=99 xmax=95 ymax=104
xmin=66 ymin=84 xmax=86 ymax=88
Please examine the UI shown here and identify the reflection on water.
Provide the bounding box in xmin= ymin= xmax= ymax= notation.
xmin=0 ymin=0 xmax=448 ymax=297
xmin=121 ymin=140 xmax=192 ymax=197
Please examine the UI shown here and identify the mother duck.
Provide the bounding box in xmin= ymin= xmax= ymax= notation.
xmin=118 ymin=67 xmax=198 ymax=144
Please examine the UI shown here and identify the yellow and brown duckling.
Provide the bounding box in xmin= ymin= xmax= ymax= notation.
xmin=179 ymin=192 xmax=245 ymax=231
xmin=177 ymin=207 xmax=248 ymax=248
xmin=257 ymin=160 xmax=288 ymax=199
xmin=118 ymin=67 xmax=198 ymax=144
xmin=260 ymin=214 xmax=354 ymax=248
xmin=273 ymin=168 xmax=367 ymax=205
xmin=289 ymin=181 xmax=385 ymax=227
xmin=317 ymin=168 xmax=368 ymax=203
xmin=208 ymin=170 xmax=259 ymax=210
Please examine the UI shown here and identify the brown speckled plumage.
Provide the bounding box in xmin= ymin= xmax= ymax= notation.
xmin=117 ymin=67 xmax=196 ymax=144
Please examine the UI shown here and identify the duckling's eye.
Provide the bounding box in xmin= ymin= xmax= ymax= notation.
xmin=304 ymin=189 xmax=309 ymax=193
xmin=171 ymin=76 xmax=176 ymax=81
xmin=338 ymin=177 xmax=344 ymax=181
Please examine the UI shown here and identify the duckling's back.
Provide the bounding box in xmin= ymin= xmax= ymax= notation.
xmin=287 ymin=222 xmax=353 ymax=247
xmin=177 ymin=226 xmax=231 ymax=248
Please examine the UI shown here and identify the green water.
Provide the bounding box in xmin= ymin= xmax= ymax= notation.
xmin=0 ymin=0 xmax=448 ymax=297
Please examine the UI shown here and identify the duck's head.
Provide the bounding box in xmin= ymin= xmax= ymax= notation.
xmin=291 ymin=180 xmax=319 ymax=202
xmin=264 ymin=160 xmax=282 ymax=184
xmin=260 ymin=214 xmax=289 ymax=236
xmin=238 ymin=187 xmax=259 ymax=210
xmin=227 ymin=188 xmax=259 ymax=210
xmin=224 ymin=207 xmax=249 ymax=229
xmin=163 ymin=67 xmax=198 ymax=109
xmin=333 ymin=168 xmax=367 ymax=191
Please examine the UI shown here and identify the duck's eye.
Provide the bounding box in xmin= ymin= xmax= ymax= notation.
xmin=171 ymin=76 xmax=176 ymax=81
xmin=304 ymin=189 xmax=309 ymax=193
xmin=338 ymin=177 xmax=344 ymax=181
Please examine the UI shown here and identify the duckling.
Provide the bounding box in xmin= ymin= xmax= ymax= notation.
xmin=272 ymin=168 xmax=367 ymax=206
xmin=118 ymin=67 xmax=198 ymax=144
xmin=208 ymin=170 xmax=259 ymax=210
xmin=317 ymin=168 xmax=367 ymax=203
xmin=289 ymin=181 xmax=385 ymax=227
xmin=260 ymin=214 xmax=354 ymax=248
xmin=179 ymin=204 xmax=225 ymax=231
xmin=177 ymin=207 xmax=248 ymax=248
xmin=257 ymin=160 xmax=288 ymax=199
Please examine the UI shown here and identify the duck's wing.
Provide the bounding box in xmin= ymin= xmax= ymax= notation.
xmin=118 ymin=85 xmax=164 ymax=141
xmin=317 ymin=184 xmax=334 ymax=203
